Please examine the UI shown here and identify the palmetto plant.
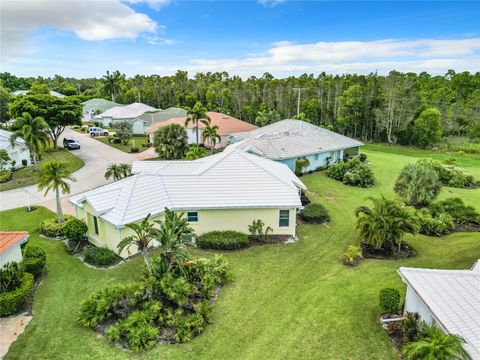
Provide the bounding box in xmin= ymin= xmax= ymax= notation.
xmin=403 ymin=325 xmax=469 ymax=360
xmin=104 ymin=163 xmax=122 ymax=181
xmin=38 ymin=160 xmax=75 ymax=223
xmin=355 ymin=196 xmax=419 ymax=253
xmin=185 ymin=102 xmax=210 ymax=145
xmin=10 ymin=112 xmax=50 ymax=165
xmin=202 ymin=125 xmax=221 ymax=153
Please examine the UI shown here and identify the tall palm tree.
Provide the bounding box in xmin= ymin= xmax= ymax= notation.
xmin=185 ymin=102 xmax=210 ymax=145
xmin=202 ymin=125 xmax=221 ymax=153
xmin=118 ymin=214 xmax=157 ymax=275
xmin=38 ymin=160 xmax=75 ymax=223
xmin=355 ymin=195 xmax=418 ymax=253
xmin=104 ymin=163 xmax=122 ymax=181
xmin=10 ymin=112 xmax=50 ymax=165
xmin=102 ymin=70 xmax=122 ymax=102
xmin=403 ymin=325 xmax=469 ymax=360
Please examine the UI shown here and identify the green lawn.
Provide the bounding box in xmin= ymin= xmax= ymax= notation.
xmin=1 ymin=145 xmax=479 ymax=359
xmin=0 ymin=149 xmax=85 ymax=191
xmin=93 ymin=136 xmax=149 ymax=153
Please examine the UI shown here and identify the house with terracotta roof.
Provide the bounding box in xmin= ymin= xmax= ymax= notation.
xmin=147 ymin=111 xmax=257 ymax=147
xmin=0 ymin=232 xmax=29 ymax=267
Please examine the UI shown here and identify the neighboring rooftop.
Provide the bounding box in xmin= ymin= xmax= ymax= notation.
xmin=0 ymin=129 xmax=25 ymax=147
xmin=82 ymin=98 xmax=123 ymax=114
xmin=70 ymin=149 xmax=305 ymax=227
xmin=398 ymin=265 xmax=480 ymax=359
xmin=12 ymin=90 xmax=66 ymax=98
xmin=147 ymin=111 xmax=257 ymax=136
xmin=229 ymin=119 xmax=363 ymax=160
xmin=96 ymin=102 xmax=157 ymax=120
xmin=136 ymin=107 xmax=187 ymax=126
xmin=0 ymin=232 xmax=29 ymax=256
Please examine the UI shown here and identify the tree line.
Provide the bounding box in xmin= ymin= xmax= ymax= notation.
xmin=1 ymin=70 xmax=479 ymax=145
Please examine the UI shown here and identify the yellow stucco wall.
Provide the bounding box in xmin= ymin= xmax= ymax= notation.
xmin=75 ymin=203 xmax=297 ymax=258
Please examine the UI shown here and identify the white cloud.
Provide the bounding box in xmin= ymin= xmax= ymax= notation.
xmin=258 ymin=0 xmax=285 ymax=7
xmin=123 ymin=0 xmax=171 ymax=11
xmin=0 ymin=0 xmax=160 ymax=61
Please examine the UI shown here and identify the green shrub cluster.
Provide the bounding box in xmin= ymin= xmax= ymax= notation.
xmin=130 ymin=147 xmax=139 ymax=153
xmin=0 ymin=169 xmax=12 ymax=183
xmin=23 ymin=245 xmax=47 ymax=278
xmin=420 ymin=159 xmax=478 ymax=188
xmin=39 ymin=215 xmax=74 ymax=237
xmin=0 ymin=272 xmax=34 ymax=317
xmin=78 ymin=255 xmax=231 ymax=351
xmin=0 ymin=262 xmax=23 ymax=293
xmin=64 ymin=219 xmax=88 ymax=241
xmin=83 ymin=247 xmax=119 ymax=267
xmin=325 ymin=157 xmax=374 ymax=187
xmin=378 ymin=288 xmax=400 ymax=315
xmin=196 ymin=231 xmax=249 ymax=250
xmin=416 ymin=209 xmax=455 ymax=236
xmin=437 ymin=143 xmax=480 ymax=154
xmin=299 ymin=203 xmax=330 ymax=224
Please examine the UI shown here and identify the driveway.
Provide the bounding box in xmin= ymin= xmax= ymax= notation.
xmin=0 ymin=128 xmax=144 ymax=213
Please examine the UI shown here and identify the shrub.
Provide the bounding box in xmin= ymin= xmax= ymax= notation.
xmin=23 ymin=245 xmax=47 ymax=277
xmin=0 ymin=272 xmax=34 ymax=316
xmin=429 ymin=198 xmax=480 ymax=226
xmin=248 ymin=219 xmax=273 ymax=241
xmin=299 ymin=203 xmax=330 ymax=224
xmin=196 ymin=231 xmax=249 ymax=250
xmin=39 ymin=215 xmax=74 ymax=237
xmin=379 ymin=288 xmax=400 ymax=315
xmin=21 ymin=159 xmax=28 ymax=167
xmin=342 ymin=245 xmax=363 ymax=266
xmin=0 ymin=169 xmax=12 ymax=183
xmin=0 ymin=262 xmax=24 ymax=293
xmin=417 ymin=209 xmax=455 ymax=236
xmin=401 ymin=312 xmax=422 ymax=343
xmin=295 ymin=158 xmax=310 ymax=175
xmin=112 ymin=138 xmax=122 ymax=144
xmin=63 ymin=218 xmax=88 ymax=241
xmin=130 ymin=147 xmax=139 ymax=153
xmin=359 ymin=153 xmax=367 ymax=162
xmin=419 ymin=159 xmax=477 ymax=188
xmin=83 ymin=247 xmax=119 ymax=266
xmin=325 ymin=157 xmax=374 ymax=187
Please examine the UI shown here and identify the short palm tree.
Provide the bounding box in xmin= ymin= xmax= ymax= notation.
xmin=202 ymin=124 xmax=221 ymax=153
xmin=104 ymin=163 xmax=122 ymax=181
xmin=403 ymin=325 xmax=469 ymax=360
xmin=38 ymin=160 xmax=75 ymax=223
xmin=355 ymin=195 xmax=419 ymax=253
xmin=10 ymin=112 xmax=50 ymax=165
xmin=118 ymin=214 xmax=157 ymax=275
xmin=118 ymin=163 xmax=132 ymax=178
xmin=185 ymin=102 xmax=210 ymax=145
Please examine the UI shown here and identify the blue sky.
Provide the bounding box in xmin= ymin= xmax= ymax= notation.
xmin=1 ymin=0 xmax=479 ymax=78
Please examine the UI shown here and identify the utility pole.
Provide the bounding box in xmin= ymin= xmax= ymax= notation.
xmin=293 ymin=87 xmax=303 ymax=116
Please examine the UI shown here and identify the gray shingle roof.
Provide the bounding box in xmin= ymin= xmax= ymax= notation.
xmin=230 ymin=119 xmax=363 ymax=160
xmin=136 ymin=107 xmax=187 ymax=126
xmin=398 ymin=265 xmax=480 ymax=359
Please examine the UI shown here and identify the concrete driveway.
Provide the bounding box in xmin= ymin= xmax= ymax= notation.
xmin=0 ymin=127 xmax=144 ymax=213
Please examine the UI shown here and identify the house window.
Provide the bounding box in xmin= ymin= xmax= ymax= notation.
xmin=93 ymin=215 xmax=99 ymax=235
xmin=187 ymin=212 xmax=198 ymax=223
xmin=279 ymin=210 xmax=290 ymax=227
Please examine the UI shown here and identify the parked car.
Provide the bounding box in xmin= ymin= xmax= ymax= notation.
xmin=88 ymin=127 xmax=108 ymax=136
xmin=63 ymin=138 xmax=81 ymax=150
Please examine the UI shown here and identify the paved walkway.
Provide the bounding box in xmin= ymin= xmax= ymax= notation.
xmin=0 ymin=314 xmax=32 ymax=359
xmin=0 ymin=128 xmax=155 ymax=213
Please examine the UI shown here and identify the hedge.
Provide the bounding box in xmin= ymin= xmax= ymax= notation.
xmin=196 ymin=231 xmax=249 ymax=250
xmin=299 ymin=203 xmax=330 ymax=224
xmin=23 ymin=245 xmax=47 ymax=278
xmin=39 ymin=215 xmax=74 ymax=238
xmin=0 ymin=272 xmax=34 ymax=317
xmin=379 ymin=288 xmax=400 ymax=315
xmin=83 ymin=247 xmax=119 ymax=267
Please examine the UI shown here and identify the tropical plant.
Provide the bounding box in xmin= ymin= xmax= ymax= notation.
xmin=118 ymin=214 xmax=158 ymax=275
xmin=342 ymin=245 xmax=363 ymax=266
xmin=37 ymin=160 xmax=75 ymax=223
xmin=0 ymin=149 xmax=10 ymax=170
xmin=394 ymin=162 xmax=442 ymax=207
xmin=185 ymin=145 xmax=208 ymax=160
xmin=325 ymin=157 xmax=374 ymax=187
xmin=403 ymin=324 xmax=469 ymax=360
xmin=295 ymin=158 xmax=310 ymax=175
xmin=355 ymin=196 xmax=419 ymax=253
xmin=153 ymin=123 xmax=188 ymax=159
xmin=248 ymin=219 xmax=273 ymax=241
xmin=112 ymin=121 xmax=133 ymax=145
xmin=9 ymin=112 xmax=50 ymax=165
xmin=0 ymin=262 xmax=24 ymax=293
xmin=104 ymin=163 xmax=122 ymax=181
xmin=118 ymin=163 xmax=132 ymax=178
xmin=401 ymin=312 xmax=423 ymax=343
xmin=185 ymin=101 xmax=210 ymax=145
xmin=202 ymin=125 xmax=221 ymax=153
xmin=102 ymin=70 xmax=123 ymax=102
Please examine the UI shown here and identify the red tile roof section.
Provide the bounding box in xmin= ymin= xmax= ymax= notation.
xmin=147 ymin=111 xmax=257 ymax=136
xmin=0 ymin=232 xmax=29 ymax=256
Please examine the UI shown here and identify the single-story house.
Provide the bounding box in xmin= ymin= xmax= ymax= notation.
xmin=228 ymin=119 xmax=364 ymax=173
xmin=95 ymin=102 xmax=157 ymax=130
xmin=0 ymin=129 xmax=31 ymax=169
xmin=12 ymin=90 xmax=65 ymax=98
xmin=132 ymin=107 xmax=187 ymax=135
xmin=69 ymin=148 xmax=305 ymax=258
xmin=147 ymin=111 xmax=257 ymax=146
xmin=0 ymin=232 xmax=29 ymax=267
xmin=398 ymin=263 xmax=480 ymax=359
xmin=82 ymin=98 xmax=122 ymax=122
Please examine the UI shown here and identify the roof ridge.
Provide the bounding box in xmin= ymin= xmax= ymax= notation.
xmin=118 ymin=175 xmax=140 ymax=225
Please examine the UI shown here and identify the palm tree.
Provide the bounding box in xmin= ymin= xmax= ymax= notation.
xmin=117 ymin=214 xmax=157 ymax=275
xmin=118 ymin=163 xmax=132 ymax=178
xmin=355 ymin=195 xmax=419 ymax=253
xmin=104 ymin=163 xmax=122 ymax=181
xmin=38 ymin=160 xmax=75 ymax=223
xmin=10 ymin=112 xmax=50 ymax=166
xmin=202 ymin=125 xmax=221 ymax=153
xmin=102 ymin=70 xmax=122 ymax=102
xmin=403 ymin=325 xmax=469 ymax=360
xmin=185 ymin=102 xmax=210 ymax=145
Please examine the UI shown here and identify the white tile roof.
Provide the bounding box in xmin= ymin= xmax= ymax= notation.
xmin=11 ymin=90 xmax=65 ymax=98
xmin=398 ymin=265 xmax=480 ymax=359
xmin=0 ymin=129 xmax=25 ymax=149
xmin=70 ymin=149 xmax=305 ymax=227
xmin=229 ymin=119 xmax=363 ymax=160
xmin=96 ymin=102 xmax=157 ymax=120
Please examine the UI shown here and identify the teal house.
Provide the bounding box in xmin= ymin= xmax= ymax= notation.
xmin=228 ymin=119 xmax=363 ymax=173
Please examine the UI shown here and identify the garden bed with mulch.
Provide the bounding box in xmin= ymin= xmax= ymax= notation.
xmin=361 ymin=243 xmax=416 ymax=259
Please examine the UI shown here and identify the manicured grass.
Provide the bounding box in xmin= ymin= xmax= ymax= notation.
xmin=93 ymin=136 xmax=149 ymax=153
xmin=1 ymin=146 xmax=479 ymax=359
xmin=0 ymin=149 xmax=85 ymax=191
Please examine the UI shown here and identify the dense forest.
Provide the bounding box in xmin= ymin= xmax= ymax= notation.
xmin=1 ymin=70 xmax=479 ymax=145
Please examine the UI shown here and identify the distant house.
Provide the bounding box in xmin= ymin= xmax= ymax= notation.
xmin=147 ymin=111 xmax=257 ymax=146
xmin=228 ymin=119 xmax=363 ymax=173
xmin=0 ymin=129 xmax=31 ymax=168
xmin=69 ymin=148 xmax=305 ymax=258
xmin=11 ymin=90 xmax=65 ymax=98
xmin=82 ymin=98 xmax=123 ymax=122
xmin=132 ymin=107 xmax=187 ymax=135
xmin=398 ymin=263 xmax=480 ymax=360
xmin=0 ymin=232 xmax=29 ymax=267
xmin=95 ymin=102 xmax=158 ymax=131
